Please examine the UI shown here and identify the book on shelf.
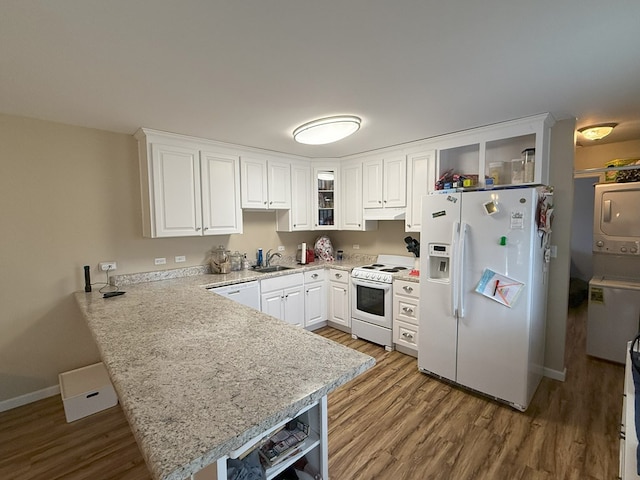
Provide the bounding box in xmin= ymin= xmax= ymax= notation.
xmin=258 ymin=420 xmax=309 ymax=467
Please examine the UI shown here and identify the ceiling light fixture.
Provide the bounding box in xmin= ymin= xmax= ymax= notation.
xmin=578 ymin=123 xmax=618 ymax=141
xmin=293 ymin=115 xmax=361 ymax=145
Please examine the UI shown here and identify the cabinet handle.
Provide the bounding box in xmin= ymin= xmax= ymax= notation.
xmin=402 ymin=307 xmax=414 ymax=315
xmin=407 ymin=224 xmax=411 ymax=228
xmin=378 ymin=200 xmax=382 ymax=204
xmin=195 ymin=227 xmax=201 ymax=231
xmin=383 ymin=200 xmax=387 ymax=203
xmin=358 ymin=223 xmax=361 ymax=227
xmin=293 ymin=224 xmax=297 ymax=227
xmin=402 ymin=332 xmax=414 ymax=340
xmin=403 ymin=286 xmax=413 ymax=293
xmin=264 ymin=201 xmax=268 ymax=205
xmin=270 ymin=201 xmax=273 ymax=205
xmin=312 ymin=274 xmax=318 ymax=279
xmin=335 ymin=273 xmax=342 ymax=279
xmin=203 ymin=227 xmax=209 ymax=231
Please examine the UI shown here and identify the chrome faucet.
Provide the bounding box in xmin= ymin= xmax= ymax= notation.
xmin=265 ymin=249 xmax=282 ymax=267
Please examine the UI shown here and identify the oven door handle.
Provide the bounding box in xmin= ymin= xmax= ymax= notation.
xmin=351 ymin=277 xmax=392 ymax=291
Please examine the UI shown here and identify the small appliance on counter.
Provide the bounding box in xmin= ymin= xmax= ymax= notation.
xmin=296 ymin=242 xmax=314 ymax=264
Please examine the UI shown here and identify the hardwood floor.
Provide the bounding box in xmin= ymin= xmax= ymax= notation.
xmin=0 ymin=304 xmax=623 ymax=479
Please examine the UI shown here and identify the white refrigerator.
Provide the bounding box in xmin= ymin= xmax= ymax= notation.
xmin=418 ymin=187 xmax=551 ymax=411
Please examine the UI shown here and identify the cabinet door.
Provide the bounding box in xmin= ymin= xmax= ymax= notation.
xmin=290 ymin=164 xmax=312 ymax=230
xmin=341 ymin=162 xmax=364 ymax=230
xmin=314 ymin=167 xmax=338 ymax=229
xmin=283 ymin=286 xmax=304 ymax=327
xmin=405 ymin=150 xmax=435 ymax=232
xmin=201 ymin=151 xmax=243 ymax=235
xmin=261 ymin=290 xmax=283 ymax=320
xmin=150 ymin=143 xmax=202 ymax=237
xmin=305 ymin=282 xmax=326 ymax=327
xmin=268 ymin=160 xmax=292 ymax=209
xmin=328 ymin=282 xmax=350 ymax=328
xmin=362 ymin=158 xmax=383 ymax=209
xmin=241 ymin=157 xmax=268 ymax=208
xmin=383 ymin=155 xmax=407 ymax=208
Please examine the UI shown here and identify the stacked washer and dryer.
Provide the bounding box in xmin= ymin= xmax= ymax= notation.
xmin=587 ymin=181 xmax=640 ymax=363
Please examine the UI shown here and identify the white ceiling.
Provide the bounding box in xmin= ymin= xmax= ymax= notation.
xmin=2 ymin=1 xmax=639 ymax=158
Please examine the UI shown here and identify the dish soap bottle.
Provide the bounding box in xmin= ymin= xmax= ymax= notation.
xmin=243 ymin=253 xmax=250 ymax=270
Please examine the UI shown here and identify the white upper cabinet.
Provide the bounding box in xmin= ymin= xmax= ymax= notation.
xmin=313 ymin=164 xmax=340 ymax=230
xmin=432 ymin=113 xmax=554 ymax=192
xmin=201 ymin=150 xmax=243 ymax=235
xmin=241 ymin=156 xmax=291 ymax=209
xmin=135 ymin=129 xmax=243 ymax=238
xmin=276 ymin=162 xmax=312 ymax=231
xmin=340 ymin=160 xmax=377 ymax=231
xmin=363 ymin=154 xmax=406 ymax=209
xmin=405 ymin=149 xmax=436 ymax=233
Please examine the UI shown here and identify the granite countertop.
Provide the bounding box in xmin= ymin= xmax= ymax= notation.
xmin=74 ymin=263 xmax=375 ymax=480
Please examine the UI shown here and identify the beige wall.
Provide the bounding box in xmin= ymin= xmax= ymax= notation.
xmin=0 ymin=113 xmax=412 ymax=403
xmin=575 ymin=139 xmax=640 ymax=170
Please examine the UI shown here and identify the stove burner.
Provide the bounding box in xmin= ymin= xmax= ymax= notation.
xmin=381 ymin=268 xmax=400 ymax=273
xmin=372 ymin=264 xmax=384 ymax=267
xmin=394 ymin=266 xmax=408 ymax=270
xmin=361 ymin=266 xmax=376 ymax=269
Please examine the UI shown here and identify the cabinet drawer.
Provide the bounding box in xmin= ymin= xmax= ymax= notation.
xmin=329 ymin=269 xmax=349 ymax=284
xmin=394 ymin=296 xmax=419 ymax=325
xmin=304 ymin=269 xmax=326 ymax=283
xmin=394 ymin=279 xmax=419 ymax=299
xmin=394 ymin=320 xmax=418 ymax=351
xmin=261 ymin=272 xmax=304 ymax=293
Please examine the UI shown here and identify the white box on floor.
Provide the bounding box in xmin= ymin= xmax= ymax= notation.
xmin=59 ymin=362 xmax=118 ymax=422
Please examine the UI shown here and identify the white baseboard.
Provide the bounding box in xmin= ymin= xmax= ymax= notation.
xmin=543 ymin=366 xmax=567 ymax=382
xmin=0 ymin=384 xmax=60 ymax=413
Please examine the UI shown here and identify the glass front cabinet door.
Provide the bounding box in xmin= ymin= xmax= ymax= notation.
xmin=313 ymin=165 xmax=339 ymax=230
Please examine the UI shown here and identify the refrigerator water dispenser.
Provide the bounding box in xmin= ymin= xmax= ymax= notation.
xmin=427 ymin=243 xmax=450 ymax=281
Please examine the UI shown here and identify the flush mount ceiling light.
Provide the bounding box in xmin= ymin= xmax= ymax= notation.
xmin=578 ymin=123 xmax=618 ymax=141
xmin=293 ymin=115 xmax=361 ymax=145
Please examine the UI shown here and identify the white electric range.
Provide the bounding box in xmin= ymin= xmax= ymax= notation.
xmin=351 ymin=254 xmax=415 ymax=350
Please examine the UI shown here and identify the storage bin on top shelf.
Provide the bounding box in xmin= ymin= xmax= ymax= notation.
xmin=604 ymin=158 xmax=640 ymax=183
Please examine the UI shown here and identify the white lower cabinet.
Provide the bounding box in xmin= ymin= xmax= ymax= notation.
xmin=304 ymin=270 xmax=327 ymax=330
xmin=260 ymin=273 xmax=305 ymax=327
xmin=328 ymin=269 xmax=350 ymax=330
xmin=393 ymin=279 xmax=420 ymax=356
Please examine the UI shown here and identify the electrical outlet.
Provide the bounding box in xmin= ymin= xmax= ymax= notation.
xmin=353 ymin=244 xmax=360 ymax=250
xmin=99 ymin=262 xmax=117 ymax=271
xmin=277 ymin=246 xmax=285 ymax=251
xmin=175 ymin=255 xmax=186 ymax=263
xmin=154 ymin=257 xmax=167 ymax=265
xmin=550 ymin=245 xmax=558 ymax=258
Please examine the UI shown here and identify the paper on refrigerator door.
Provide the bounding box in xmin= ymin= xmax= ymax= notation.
xmin=475 ymin=269 xmax=524 ymax=308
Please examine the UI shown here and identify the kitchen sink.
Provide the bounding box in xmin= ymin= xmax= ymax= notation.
xmin=254 ymin=265 xmax=294 ymax=273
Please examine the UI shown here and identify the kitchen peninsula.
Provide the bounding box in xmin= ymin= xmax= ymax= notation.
xmin=74 ymin=272 xmax=375 ymax=480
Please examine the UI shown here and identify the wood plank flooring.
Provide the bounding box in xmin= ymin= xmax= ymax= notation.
xmin=0 ymin=304 xmax=623 ymax=479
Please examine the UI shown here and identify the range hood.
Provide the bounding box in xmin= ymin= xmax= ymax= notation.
xmin=362 ymin=207 xmax=406 ymax=221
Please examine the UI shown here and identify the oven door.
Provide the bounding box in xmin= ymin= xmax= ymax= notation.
xmin=351 ymin=277 xmax=393 ymax=328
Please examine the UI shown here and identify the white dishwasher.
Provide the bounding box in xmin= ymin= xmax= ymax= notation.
xmin=587 ymin=277 xmax=640 ymax=364
xmin=208 ymin=281 xmax=261 ymax=310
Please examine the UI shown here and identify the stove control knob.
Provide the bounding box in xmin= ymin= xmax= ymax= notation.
xmin=596 ymin=240 xmax=604 ymax=248
xmin=621 ymin=246 xmax=628 ymax=253
xmin=631 ymin=246 xmax=638 ymax=254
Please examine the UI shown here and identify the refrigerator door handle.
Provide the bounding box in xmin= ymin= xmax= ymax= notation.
xmin=451 ymin=221 xmax=460 ymax=317
xmin=603 ymin=199 xmax=611 ymax=223
xmin=457 ymin=222 xmax=469 ymax=318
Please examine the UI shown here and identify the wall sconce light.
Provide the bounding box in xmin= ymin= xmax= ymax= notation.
xmin=578 ymin=123 xmax=618 ymax=141
xmin=293 ymin=115 xmax=361 ymax=145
